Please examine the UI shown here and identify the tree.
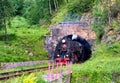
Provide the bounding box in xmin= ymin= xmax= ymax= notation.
xmin=0 ymin=0 xmax=13 ymax=40
xmin=11 ymin=0 xmax=24 ymax=15
xmin=22 ymin=0 xmax=66 ymax=24
xmin=66 ymin=0 xmax=69 ymax=3
xmin=54 ymin=0 xmax=57 ymax=11
xmin=23 ymin=0 xmax=51 ymax=24
xmin=48 ymin=0 xmax=52 ymax=15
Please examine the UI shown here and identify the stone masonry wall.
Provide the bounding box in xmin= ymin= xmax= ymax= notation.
xmin=45 ymin=13 xmax=96 ymax=59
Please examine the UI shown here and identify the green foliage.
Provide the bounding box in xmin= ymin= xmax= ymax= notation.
xmin=0 ymin=73 xmax=47 ymax=83
xmin=68 ymin=0 xmax=94 ymax=14
xmin=71 ymin=42 xmax=120 ymax=83
xmin=0 ymin=0 xmax=14 ymax=40
xmin=107 ymin=42 xmax=120 ymax=56
xmin=0 ymin=0 xmax=120 ymax=82
xmin=3 ymin=0 xmax=67 ymax=25
xmin=22 ymin=0 xmax=66 ymax=24
xmin=110 ymin=20 xmax=120 ymax=28
xmin=11 ymin=16 xmax=30 ymax=28
xmin=92 ymin=0 xmax=108 ymax=42
xmin=36 ymin=78 xmax=47 ymax=83
xmin=92 ymin=0 xmax=120 ymax=42
xmin=0 ymin=0 xmax=13 ymax=20
xmin=110 ymin=0 xmax=120 ymax=18
xmin=23 ymin=0 xmax=50 ymax=24
xmin=0 ymin=16 xmax=49 ymax=62
xmin=51 ymin=0 xmax=94 ymax=23
xmin=92 ymin=42 xmax=120 ymax=59
xmin=23 ymin=74 xmax=37 ymax=83
xmin=10 ymin=0 xmax=24 ymax=15
xmin=51 ymin=5 xmax=68 ymax=23
xmin=1 ymin=0 xmax=95 ymax=25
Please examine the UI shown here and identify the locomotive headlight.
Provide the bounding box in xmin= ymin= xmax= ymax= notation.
xmin=66 ymin=54 xmax=69 ymax=57
xmin=57 ymin=54 xmax=60 ymax=57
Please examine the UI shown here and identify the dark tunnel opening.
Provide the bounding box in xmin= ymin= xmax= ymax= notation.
xmin=54 ymin=34 xmax=92 ymax=63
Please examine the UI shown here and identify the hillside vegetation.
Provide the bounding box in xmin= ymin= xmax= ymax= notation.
xmin=50 ymin=0 xmax=120 ymax=82
xmin=0 ymin=0 xmax=120 ymax=82
xmin=0 ymin=0 xmax=71 ymax=62
xmin=71 ymin=0 xmax=120 ymax=82
xmin=0 ymin=16 xmax=49 ymax=62
xmin=0 ymin=0 xmax=94 ymax=62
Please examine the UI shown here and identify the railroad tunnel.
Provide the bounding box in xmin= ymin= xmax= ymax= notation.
xmin=45 ymin=21 xmax=96 ymax=59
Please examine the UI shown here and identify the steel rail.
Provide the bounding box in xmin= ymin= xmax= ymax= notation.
xmin=0 ymin=66 xmax=52 ymax=80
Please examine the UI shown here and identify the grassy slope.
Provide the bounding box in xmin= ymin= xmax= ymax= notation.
xmin=0 ymin=16 xmax=50 ymax=62
xmin=51 ymin=0 xmax=120 ymax=82
xmin=71 ymin=42 xmax=120 ymax=83
xmin=0 ymin=0 xmax=119 ymax=82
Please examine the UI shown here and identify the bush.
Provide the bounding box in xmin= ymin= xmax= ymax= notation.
xmin=68 ymin=0 xmax=94 ymax=14
xmin=11 ymin=16 xmax=30 ymax=28
xmin=0 ymin=19 xmax=49 ymax=62
xmin=92 ymin=0 xmax=108 ymax=42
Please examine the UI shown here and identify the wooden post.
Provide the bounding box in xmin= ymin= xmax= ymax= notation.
xmin=48 ymin=63 xmax=51 ymax=80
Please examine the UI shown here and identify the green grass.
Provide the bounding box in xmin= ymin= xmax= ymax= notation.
xmin=0 ymin=42 xmax=120 ymax=83
xmin=0 ymin=16 xmax=50 ymax=62
xmin=0 ymin=0 xmax=120 ymax=82
xmin=71 ymin=42 xmax=120 ymax=83
xmin=0 ymin=72 xmax=47 ymax=83
xmin=51 ymin=4 xmax=68 ymax=24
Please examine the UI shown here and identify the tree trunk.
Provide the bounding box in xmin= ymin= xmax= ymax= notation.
xmin=56 ymin=0 xmax=59 ymax=10
xmin=3 ymin=18 xmax=8 ymax=41
xmin=108 ymin=0 xmax=112 ymax=24
xmin=3 ymin=5 xmax=8 ymax=41
xmin=54 ymin=0 xmax=57 ymax=11
xmin=66 ymin=0 xmax=68 ymax=3
xmin=48 ymin=0 xmax=52 ymax=15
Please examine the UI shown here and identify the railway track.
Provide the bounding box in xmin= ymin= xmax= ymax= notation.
xmin=0 ymin=66 xmax=52 ymax=80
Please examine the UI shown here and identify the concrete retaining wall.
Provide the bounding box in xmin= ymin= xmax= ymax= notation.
xmin=1 ymin=60 xmax=49 ymax=69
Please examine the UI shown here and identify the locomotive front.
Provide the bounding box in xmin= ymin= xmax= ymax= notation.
xmin=54 ymin=34 xmax=91 ymax=64
xmin=54 ymin=39 xmax=71 ymax=64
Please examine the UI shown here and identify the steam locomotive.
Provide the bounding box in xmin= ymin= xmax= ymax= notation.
xmin=54 ymin=34 xmax=91 ymax=64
